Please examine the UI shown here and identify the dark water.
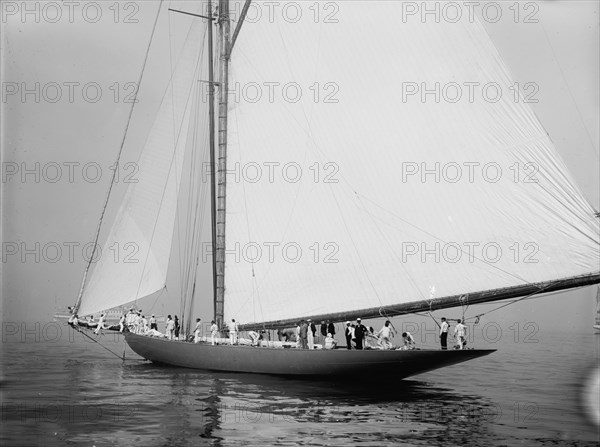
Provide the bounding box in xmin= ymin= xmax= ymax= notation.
xmin=1 ymin=325 xmax=598 ymax=446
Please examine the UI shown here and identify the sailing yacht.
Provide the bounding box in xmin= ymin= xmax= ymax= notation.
xmin=70 ymin=1 xmax=599 ymax=377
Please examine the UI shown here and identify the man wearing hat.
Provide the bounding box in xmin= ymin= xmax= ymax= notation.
xmin=344 ymin=321 xmax=353 ymax=350
xmin=439 ymin=317 xmax=449 ymax=350
xmin=354 ymin=318 xmax=368 ymax=350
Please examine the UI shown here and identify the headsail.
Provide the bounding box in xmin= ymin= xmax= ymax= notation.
xmin=76 ymin=10 xmax=210 ymax=317
xmin=223 ymin=2 xmax=599 ymax=326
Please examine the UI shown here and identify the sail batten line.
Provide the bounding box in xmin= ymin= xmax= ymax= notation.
xmin=356 ymin=192 xmax=551 ymax=288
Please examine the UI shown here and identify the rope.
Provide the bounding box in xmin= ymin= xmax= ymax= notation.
xmin=72 ymin=325 xmax=126 ymax=361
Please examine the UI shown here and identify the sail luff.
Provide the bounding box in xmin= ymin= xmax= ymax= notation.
xmin=239 ymin=272 xmax=600 ymax=331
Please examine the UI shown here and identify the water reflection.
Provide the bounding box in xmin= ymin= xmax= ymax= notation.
xmin=5 ymin=334 xmax=596 ymax=446
xmin=116 ymin=362 xmax=500 ymax=446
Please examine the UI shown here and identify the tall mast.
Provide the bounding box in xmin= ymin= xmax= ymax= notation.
xmin=207 ymin=0 xmax=218 ymax=328
xmin=213 ymin=0 xmax=251 ymax=326
xmin=214 ymin=0 xmax=231 ymax=326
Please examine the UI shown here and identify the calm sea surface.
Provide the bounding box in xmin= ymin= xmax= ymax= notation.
xmin=1 ymin=325 xmax=598 ymax=446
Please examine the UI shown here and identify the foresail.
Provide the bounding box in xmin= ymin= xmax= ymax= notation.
xmin=77 ymin=16 xmax=208 ymax=317
xmin=224 ymin=2 xmax=599 ymax=325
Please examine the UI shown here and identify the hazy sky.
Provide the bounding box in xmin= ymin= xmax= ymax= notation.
xmin=1 ymin=1 xmax=598 ymax=332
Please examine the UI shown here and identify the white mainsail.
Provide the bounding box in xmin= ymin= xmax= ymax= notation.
xmin=223 ymin=2 xmax=599 ymax=324
xmin=77 ymin=14 xmax=210 ymax=317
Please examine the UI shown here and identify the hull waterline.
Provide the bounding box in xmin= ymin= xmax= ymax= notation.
xmin=125 ymin=333 xmax=495 ymax=379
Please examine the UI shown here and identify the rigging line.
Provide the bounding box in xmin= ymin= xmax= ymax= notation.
xmin=72 ymin=326 xmax=126 ymax=361
xmin=179 ymin=26 xmax=209 ymax=312
xmin=220 ymin=107 xmax=259 ymax=321
xmin=355 ymin=193 xmax=427 ymax=302
xmin=427 ymin=311 xmax=441 ymax=329
xmin=168 ymin=3 xmax=187 ymax=319
xmin=329 ymin=184 xmax=382 ymax=303
xmin=148 ymin=286 xmax=166 ymax=314
xmin=182 ymin=81 xmax=210 ymax=320
xmin=271 ymin=11 xmax=378 ymax=305
xmin=185 ymin=118 xmax=211 ymax=332
xmin=177 ymin=28 xmax=210 ymax=324
xmin=539 ymin=20 xmax=599 ymax=161
xmin=132 ymin=39 xmax=204 ymax=304
xmin=180 ymin=48 xmax=206 ymax=309
xmin=357 ymin=194 xmax=542 ymax=288
xmin=73 ymin=0 xmax=164 ymax=313
xmin=168 ymin=0 xmax=186 ymax=301
xmin=182 ymin=82 xmax=211 ymax=325
xmin=462 ymin=283 xmax=564 ymax=319
xmin=238 ymin=119 xmax=265 ymax=323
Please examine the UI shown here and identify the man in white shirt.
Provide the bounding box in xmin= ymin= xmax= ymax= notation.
xmin=194 ymin=318 xmax=202 ymax=343
xmin=307 ymin=319 xmax=314 ymax=349
xmin=228 ymin=319 xmax=238 ymax=345
xmin=440 ymin=317 xmax=449 ymax=350
xmin=165 ymin=315 xmax=175 ymax=340
xmin=376 ymin=320 xmax=395 ymax=350
xmin=210 ymin=320 xmax=219 ymax=345
xmin=133 ymin=312 xmax=142 ymax=334
xmin=324 ymin=333 xmax=338 ymax=349
xmin=125 ymin=308 xmax=136 ymax=328
xmin=454 ymin=319 xmax=467 ymax=349
xmin=248 ymin=331 xmax=260 ymax=346
xmin=94 ymin=314 xmax=106 ymax=335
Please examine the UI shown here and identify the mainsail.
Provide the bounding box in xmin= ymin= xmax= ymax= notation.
xmin=76 ymin=10 xmax=210 ymax=317
xmin=223 ymin=2 xmax=599 ymax=326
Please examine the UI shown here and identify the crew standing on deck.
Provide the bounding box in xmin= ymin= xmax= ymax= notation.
xmin=440 ymin=317 xmax=449 ymax=350
xmin=194 ymin=318 xmax=202 ymax=343
xmin=166 ymin=315 xmax=175 ymax=340
xmin=174 ymin=316 xmax=180 ymax=340
xmin=320 ymin=321 xmax=328 ymax=341
xmin=228 ymin=319 xmax=238 ymax=345
xmin=454 ymin=319 xmax=467 ymax=349
xmin=307 ymin=319 xmax=315 ymax=349
xmin=354 ymin=318 xmax=368 ymax=350
xmin=344 ymin=321 xmax=352 ymax=349
xmin=210 ymin=320 xmax=218 ymax=345
xmin=299 ymin=320 xmax=308 ymax=349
